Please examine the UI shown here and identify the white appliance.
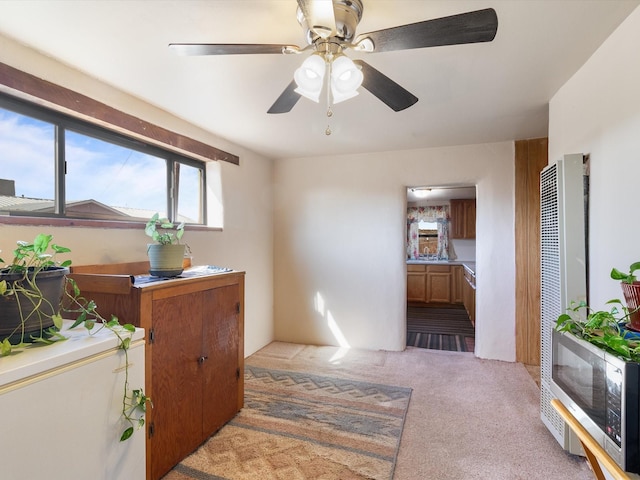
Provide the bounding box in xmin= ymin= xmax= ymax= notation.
xmin=0 ymin=320 xmax=146 ymax=480
xmin=539 ymin=153 xmax=588 ymax=453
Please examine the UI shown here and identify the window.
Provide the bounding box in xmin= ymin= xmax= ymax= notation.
xmin=0 ymin=108 xmax=55 ymax=202
xmin=0 ymin=94 xmax=206 ymax=224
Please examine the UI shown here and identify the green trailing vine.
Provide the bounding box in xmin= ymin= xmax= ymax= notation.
xmin=63 ymin=277 xmax=152 ymax=441
xmin=1 ymin=234 xmax=151 ymax=441
xmin=556 ymin=261 xmax=640 ymax=363
xmin=556 ymin=299 xmax=640 ymax=362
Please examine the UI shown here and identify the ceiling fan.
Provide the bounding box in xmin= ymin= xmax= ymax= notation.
xmin=169 ymin=0 xmax=498 ymax=115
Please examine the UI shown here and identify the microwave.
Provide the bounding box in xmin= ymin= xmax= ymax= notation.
xmin=551 ymin=328 xmax=640 ymax=473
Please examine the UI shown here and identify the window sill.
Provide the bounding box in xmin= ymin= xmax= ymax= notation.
xmin=0 ymin=215 xmax=221 ymax=232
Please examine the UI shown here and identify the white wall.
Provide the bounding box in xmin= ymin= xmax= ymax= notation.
xmin=0 ymin=36 xmax=275 ymax=357
xmin=451 ymin=239 xmax=476 ymax=262
xmin=549 ymin=6 xmax=640 ymax=310
xmin=274 ymin=142 xmax=516 ymax=361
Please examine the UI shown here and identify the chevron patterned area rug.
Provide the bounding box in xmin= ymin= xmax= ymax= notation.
xmin=163 ymin=365 xmax=412 ymax=480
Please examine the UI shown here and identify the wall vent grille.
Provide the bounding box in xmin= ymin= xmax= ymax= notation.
xmin=539 ymin=154 xmax=587 ymax=450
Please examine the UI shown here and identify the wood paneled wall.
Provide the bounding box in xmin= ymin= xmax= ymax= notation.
xmin=515 ymin=138 xmax=548 ymax=365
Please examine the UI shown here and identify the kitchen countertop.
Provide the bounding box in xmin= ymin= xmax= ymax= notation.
xmin=407 ymin=259 xmax=476 ymax=275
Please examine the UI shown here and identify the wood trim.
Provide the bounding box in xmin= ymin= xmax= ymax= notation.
xmin=551 ymin=399 xmax=630 ymax=480
xmin=71 ymin=261 xmax=150 ymax=275
xmin=69 ymin=273 xmax=133 ymax=295
xmin=0 ymin=62 xmax=239 ymax=165
xmin=515 ymin=138 xmax=548 ymax=365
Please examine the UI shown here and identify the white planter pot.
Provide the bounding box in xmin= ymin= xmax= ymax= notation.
xmin=147 ymin=244 xmax=186 ymax=277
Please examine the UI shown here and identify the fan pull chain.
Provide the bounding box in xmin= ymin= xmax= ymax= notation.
xmin=325 ymin=59 xmax=333 ymax=136
xmin=325 ymin=106 xmax=332 ymax=136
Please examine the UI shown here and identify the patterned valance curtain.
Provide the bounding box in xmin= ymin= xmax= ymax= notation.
xmin=407 ymin=206 xmax=449 ymax=223
xmin=407 ymin=206 xmax=451 ymax=260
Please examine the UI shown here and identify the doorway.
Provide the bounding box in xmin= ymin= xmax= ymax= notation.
xmin=406 ymin=185 xmax=476 ymax=352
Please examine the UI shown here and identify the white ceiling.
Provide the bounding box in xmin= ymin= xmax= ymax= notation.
xmin=0 ymin=1 xmax=637 ymax=160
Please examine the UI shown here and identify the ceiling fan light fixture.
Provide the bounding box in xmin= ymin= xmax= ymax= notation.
xmin=294 ymin=54 xmax=326 ymax=102
xmin=331 ymin=85 xmax=359 ymax=104
xmin=330 ymin=55 xmax=363 ymax=104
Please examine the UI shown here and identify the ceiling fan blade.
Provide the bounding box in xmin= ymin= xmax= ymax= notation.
xmin=297 ymin=0 xmax=337 ymax=39
xmin=355 ymin=8 xmax=498 ymax=53
xmin=169 ymin=43 xmax=297 ymax=55
xmin=267 ymin=80 xmax=302 ymax=114
xmin=354 ymin=60 xmax=418 ymax=112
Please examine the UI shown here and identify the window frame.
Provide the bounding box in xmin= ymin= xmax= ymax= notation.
xmin=0 ymin=92 xmax=207 ymax=226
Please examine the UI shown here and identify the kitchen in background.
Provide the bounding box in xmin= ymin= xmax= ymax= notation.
xmin=406 ymin=186 xmax=477 ymax=352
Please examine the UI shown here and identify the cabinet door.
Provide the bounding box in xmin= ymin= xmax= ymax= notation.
xmin=452 ymin=266 xmax=463 ymax=304
xmin=407 ymin=273 xmax=426 ymax=302
xmin=426 ymin=266 xmax=452 ymax=303
xmin=427 ymin=272 xmax=452 ymax=303
xmin=464 ymin=200 xmax=476 ymax=239
xmin=450 ymin=199 xmax=476 ymax=239
xmin=450 ymin=200 xmax=466 ymax=239
xmin=462 ymin=276 xmax=476 ymax=326
xmin=151 ymin=292 xmax=204 ymax=480
xmin=202 ymin=284 xmax=240 ymax=436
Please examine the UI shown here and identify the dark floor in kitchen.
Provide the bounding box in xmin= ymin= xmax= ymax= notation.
xmin=406 ymin=302 xmax=475 ymax=352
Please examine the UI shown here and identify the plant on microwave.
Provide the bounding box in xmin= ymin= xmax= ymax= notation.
xmin=611 ymin=261 xmax=640 ymax=284
xmin=556 ymin=299 xmax=640 ymax=362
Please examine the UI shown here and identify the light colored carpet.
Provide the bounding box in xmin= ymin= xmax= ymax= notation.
xmin=166 ymin=342 xmax=591 ymax=480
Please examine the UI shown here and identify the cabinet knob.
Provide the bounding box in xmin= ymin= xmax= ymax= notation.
xmin=198 ymin=356 xmax=208 ymax=364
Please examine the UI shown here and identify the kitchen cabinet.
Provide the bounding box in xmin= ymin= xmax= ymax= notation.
xmin=426 ymin=264 xmax=452 ymax=303
xmin=462 ymin=266 xmax=476 ymax=326
xmin=69 ymin=263 xmax=245 ymax=480
xmin=452 ymin=265 xmax=464 ymax=304
xmin=407 ymin=264 xmax=463 ymax=304
xmin=407 ymin=264 xmax=426 ymax=302
xmin=407 ymin=263 xmax=472 ymax=308
xmin=450 ymin=199 xmax=476 ymax=239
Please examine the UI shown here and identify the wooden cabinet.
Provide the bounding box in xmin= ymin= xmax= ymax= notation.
xmin=150 ymin=281 xmax=241 ymax=479
xmin=426 ymin=264 xmax=452 ymax=303
xmin=407 ymin=264 xmax=426 ymax=302
xmin=69 ymin=262 xmax=245 ymax=480
xmin=450 ymin=199 xmax=476 ymax=239
xmin=408 ymin=264 xmax=465 ymax=304
xmin=452 ymin=265 xmax=464 ymax=304
xmin=407 ymin=263 xmax=470 ymax=308
xmin=462 ymin=266 xmax=476 ymax=326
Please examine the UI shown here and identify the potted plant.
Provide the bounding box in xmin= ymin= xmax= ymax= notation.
xmin=0 ymin=233 xmax=150 ymax=441
xmin=556 ymin=298 xmax=640 ymax=362
xmin=0 ymin=233 xmax=70 ymax=346
xmin=610 ymin=261 xmax=640 ymax=331
xmin=145 ymin=212 xmax=186 ymax=277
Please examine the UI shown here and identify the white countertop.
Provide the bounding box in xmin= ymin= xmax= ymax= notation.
xmin=0 ymin=320 xmax=145 ymax=387
xmin=407 ymin=259 xmax=476 ymax=275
